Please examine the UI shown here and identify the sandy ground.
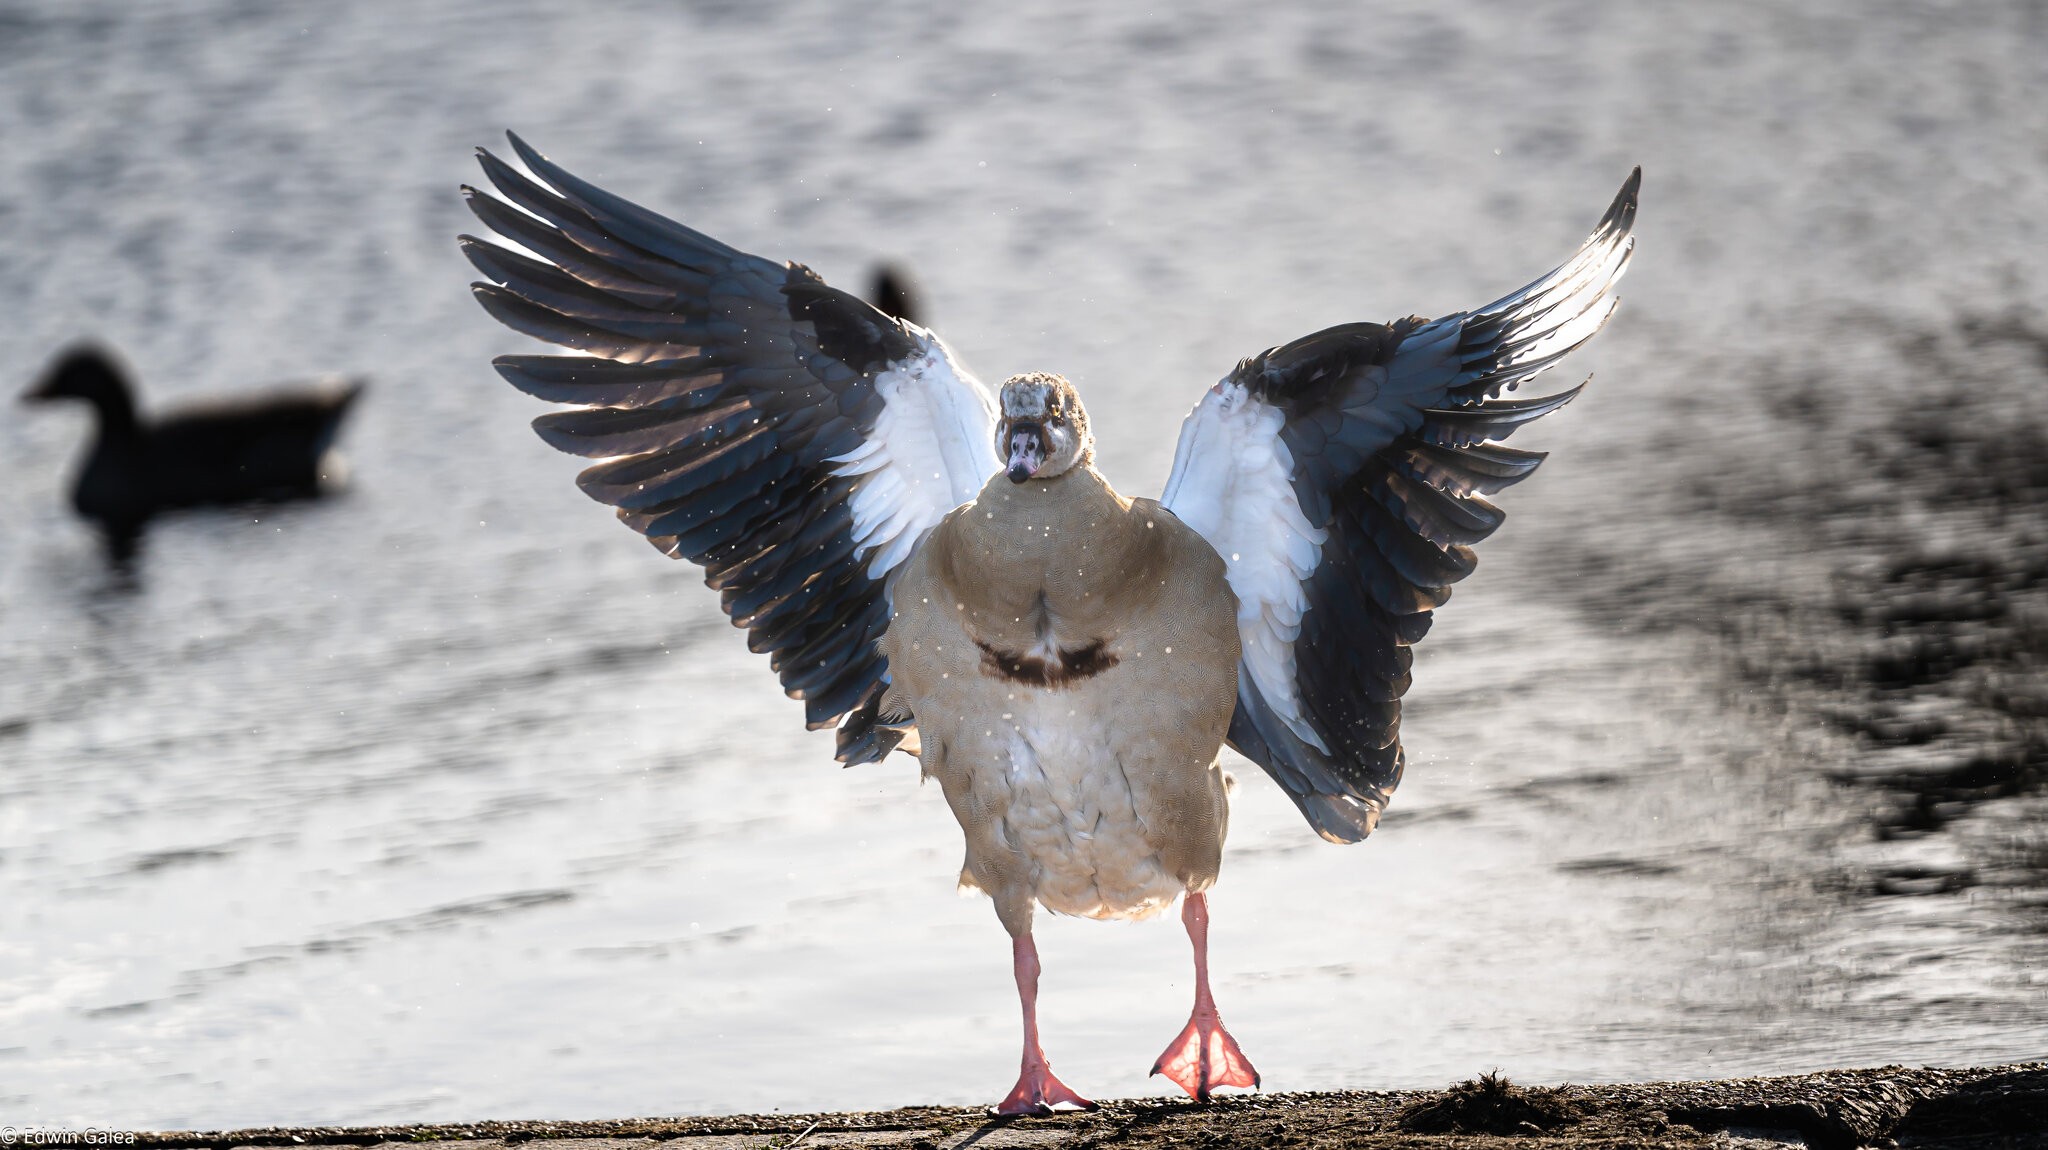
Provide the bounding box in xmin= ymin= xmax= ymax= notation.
xmin=121 ymin=1064 xmax=2048 ymax=1150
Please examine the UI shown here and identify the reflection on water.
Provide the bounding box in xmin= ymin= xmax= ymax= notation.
xmin=1656 ymin=310 xmax=2048 ymax=889
xmin=3 ymin=0 xmax=2047 ymax=1132
xmin=1653 ymin=308 xmax=2048 ymax=984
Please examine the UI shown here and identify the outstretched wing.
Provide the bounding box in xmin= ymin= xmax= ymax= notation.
xmin=461 ymin=132 xmax=1000 ymax=764
xmin=1161 ymin=169 xmax=1640 ymax=842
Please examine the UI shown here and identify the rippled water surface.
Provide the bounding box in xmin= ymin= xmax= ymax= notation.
xmin=3 ymin=0 xmax=2046 ymax=1129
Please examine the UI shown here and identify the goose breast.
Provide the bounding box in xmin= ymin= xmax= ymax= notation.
xmin=885 ymin=470 xmax=1241 ymax=927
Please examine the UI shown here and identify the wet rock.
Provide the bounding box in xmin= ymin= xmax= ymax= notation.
xmin=1899 ymin=1065 xmax=2048 ymax=1142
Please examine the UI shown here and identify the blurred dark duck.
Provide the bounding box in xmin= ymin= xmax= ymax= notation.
xmin=867 ymin=262 xmax=923 ymax=325
xmin=22 ymin=344 xmax=364 ymax=554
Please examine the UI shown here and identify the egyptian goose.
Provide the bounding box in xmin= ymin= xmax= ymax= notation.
xmin=23 ymin=344 xmax=363 ymax=558
xmin=461 ymin=134 xmax=1637 ymax=1114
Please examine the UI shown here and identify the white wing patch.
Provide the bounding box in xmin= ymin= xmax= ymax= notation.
xmin=830 ymin=330 xmax=1001 ymax=579
xmin=1161 ymin=381 xmax=1329 ymax=752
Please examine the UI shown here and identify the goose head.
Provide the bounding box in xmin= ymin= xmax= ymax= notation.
xmin=23 ymin=345 xmax=137 ymax=428
xmin=997 ymin=372 xmax=1094 ymax=484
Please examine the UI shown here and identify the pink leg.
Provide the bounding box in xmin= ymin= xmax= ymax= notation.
xmin=1150 ymin=892 xmax=1260 ymax=1101
xmin=994 ymin=933 xmax=1098 ymax=1116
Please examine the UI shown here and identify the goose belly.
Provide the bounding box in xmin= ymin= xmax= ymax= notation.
xmin=995 ymin=696 xmax=1185 ymax=921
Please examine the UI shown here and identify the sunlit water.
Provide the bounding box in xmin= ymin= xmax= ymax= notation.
xmin=3 ymin=0 xmax=2045 ymax=1130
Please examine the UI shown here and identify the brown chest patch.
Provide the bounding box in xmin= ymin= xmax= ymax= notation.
xmin=975 ymin=638 xmax=1119 ymax=687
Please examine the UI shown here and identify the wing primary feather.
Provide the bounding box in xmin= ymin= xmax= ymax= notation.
xmin=491 ymin=354 xmax=729 ymax=408
xmin=472 ymin=283 xmax=701 ymax=362
xmin=577 ymin=425 xmax=790 ymax=511
xmin=505 ymin=131 xmax=756 ymax=268
xmin=1373 ymin=469 xmax=1506 ymax=547
xmin=474 ymin=147 xmax=586 ymax=234
xmin=460 ymin=197 xmax=691 ymax=307
xmin=477 ymin=147 xmax=715 ymax=289
xmin=1418 ymin=382 xmax=1588 ymax=447
xmin=531 ymin=395 xmax=754 ymax=460
xmin=1397 ymin=439 xmax=1549 ymax=496
xmin=462 ymin=237 xmax=706 ymax=333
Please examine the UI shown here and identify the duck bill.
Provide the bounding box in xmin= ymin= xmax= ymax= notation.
xmin=1005 ymin=424 xmax=1046 ymax=483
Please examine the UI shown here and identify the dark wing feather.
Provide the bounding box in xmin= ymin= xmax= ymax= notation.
xmin=1162 ymin=169 xmax=1638 ymax=841
xmin=463 ymin=133 xmax=999 ymax=763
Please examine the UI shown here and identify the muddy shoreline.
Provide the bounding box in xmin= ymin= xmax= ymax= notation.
xmin=121 ymin=1063 xmax=2047 ymax=1150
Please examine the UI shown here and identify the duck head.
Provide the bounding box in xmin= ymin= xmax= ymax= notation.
xmin=997 ymin=372 xmax=1094 ymax=484
xmin=867 ymin=262 xmax=923 ymax=326
xmin=23 ymin=345 xmax=136 ymax=427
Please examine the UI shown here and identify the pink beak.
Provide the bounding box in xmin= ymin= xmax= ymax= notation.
xmin=1006 ymin=425 xmax=1045 ymax=483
